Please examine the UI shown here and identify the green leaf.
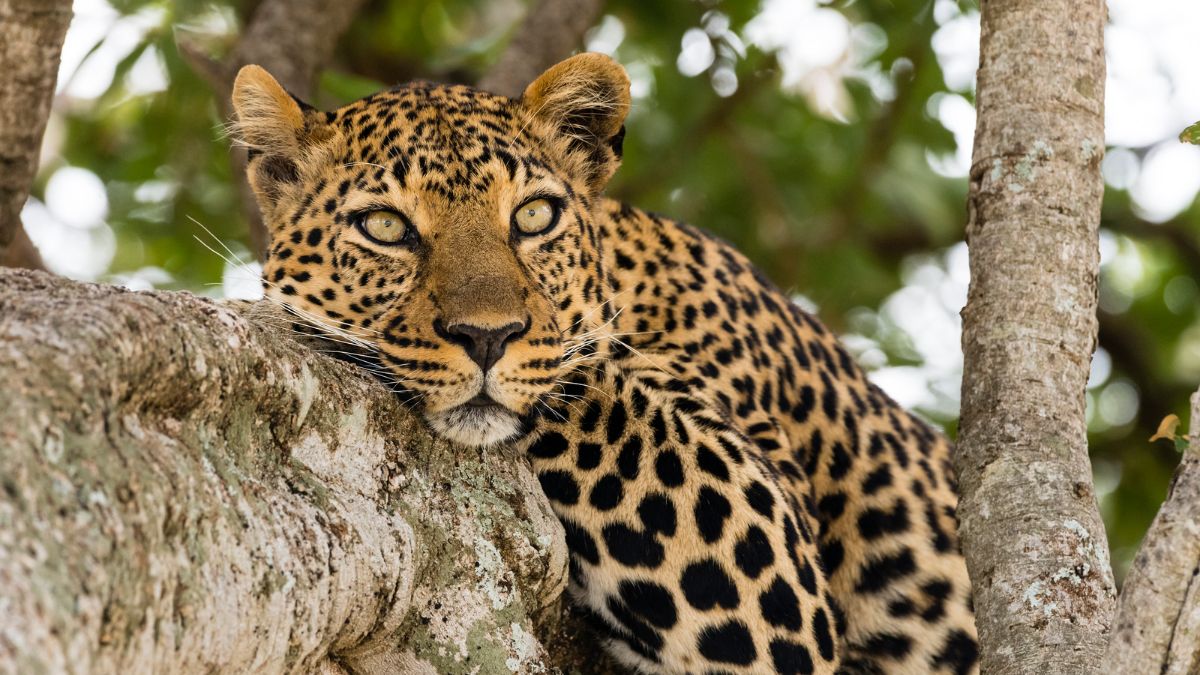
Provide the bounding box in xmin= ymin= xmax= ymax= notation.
xmin=1180 ymin=120 xmax=1200 ymax=145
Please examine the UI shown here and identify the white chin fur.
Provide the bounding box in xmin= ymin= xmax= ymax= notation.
xmin=426 ymin=406 xmax=522 ymax=447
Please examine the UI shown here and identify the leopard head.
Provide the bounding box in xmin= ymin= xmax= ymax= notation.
xmin=231 ymin=54 xmax=630 ymax=446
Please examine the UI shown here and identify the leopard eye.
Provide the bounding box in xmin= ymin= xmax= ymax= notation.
xmin=512 ymin=198 xmax=558 ymax=236
xmin=357 ymin=210 xmax=411 ymax=245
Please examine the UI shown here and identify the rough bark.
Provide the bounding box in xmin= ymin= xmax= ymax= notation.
xmin=955 ymin=0 xmax=1114 ymax=673
xmin=1105 ymin=391 xmax=1200 ymax=673
xmin=180 ymin=0 xmax=367 ymax=258
xmin=0 ymin=268 xmax=571 ymax=674
xmin=0 ymin=0 xmax=71 ymax=269
xmin=476 ymin=0 xmax=606 ymax=98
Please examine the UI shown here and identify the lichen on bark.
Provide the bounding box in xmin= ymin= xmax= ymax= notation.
xmin=0 ymin=269 xmax=574 ymax=674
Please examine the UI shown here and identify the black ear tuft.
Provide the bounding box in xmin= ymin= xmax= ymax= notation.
xmin=259 ymin=155 xmax=300 ymax=186
xmin=609 ymin=125 xmax=626 ymax=159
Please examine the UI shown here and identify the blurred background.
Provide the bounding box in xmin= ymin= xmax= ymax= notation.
xmin=19 ymin=0 xmax=1200 ymax=578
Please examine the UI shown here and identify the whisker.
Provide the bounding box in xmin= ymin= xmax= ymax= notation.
xmin=188 ymin=218 xmax=385 ymax=351
xmin=606 ymin=334 xmax=673 ymax=377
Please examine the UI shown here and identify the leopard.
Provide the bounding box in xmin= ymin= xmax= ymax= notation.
xmin=230 ymin=52 xmax=979 ymax=675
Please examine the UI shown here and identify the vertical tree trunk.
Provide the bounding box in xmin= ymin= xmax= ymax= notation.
xmin=0 ymin=0 xmax=72 ymax=270
xmin=955 ymin=1 xmax=1113 ymax=673
xmin=0 ymin=225 xmax=45 ymax=270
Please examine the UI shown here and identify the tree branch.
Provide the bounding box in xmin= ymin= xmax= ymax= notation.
xmin=229 ymin=0 xmax=366 ymax=98
xmin=0 ymin=269 xmax=577 ymax=673
xmin=179 ymin=0 xmax=367 ymax=258
xmin=0 ymin=0 xmax=72 ymax=269
xmin=1106 ymin=390 xmax=1200 ymax=673
xmin=476 ymin=0 xmax=606 ymax=98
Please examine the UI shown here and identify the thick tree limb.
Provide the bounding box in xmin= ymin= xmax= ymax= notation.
xmin=0 ymin=269 xmax=571 ymax=673
xmin=1106 ymin=390 xmax=1200 ymax=673
xmin=0 ymin=0 xmax=71 ymax=269
xmin=955 ymin=0 xmax=1115 ymax=673
xmin=180 ymin=0 xmax=367 ymax=258
xmin=476 ymin=0 xmax=606 ymax=98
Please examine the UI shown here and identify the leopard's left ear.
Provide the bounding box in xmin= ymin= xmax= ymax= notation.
xmin=522 ymin=53 xmax=631 ymax=189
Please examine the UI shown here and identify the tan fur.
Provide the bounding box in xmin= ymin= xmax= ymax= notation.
xmin=231 ymin=65 xmax=307 ymax=153
xmin=523 ymin=53 xmax=631 ymax=139
xmin=522 ymin=53 xmax=631 ymax=188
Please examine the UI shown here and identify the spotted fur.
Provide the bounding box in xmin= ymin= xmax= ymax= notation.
xmin=232 ymin=54 xmax=979 ymax=674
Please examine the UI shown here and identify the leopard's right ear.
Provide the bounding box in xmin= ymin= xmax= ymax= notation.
xmin=522 ymin=53 xmax=630 ymax=190
xmin=231 ymin=65 xmax=328 ymax=198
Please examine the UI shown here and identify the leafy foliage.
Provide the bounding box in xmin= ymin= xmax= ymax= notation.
xmin=1181 ymin=120 xmax=1200 ymax=146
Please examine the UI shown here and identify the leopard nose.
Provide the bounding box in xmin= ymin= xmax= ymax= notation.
xmin=444 ymin=320 xmax=527 ymax=372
